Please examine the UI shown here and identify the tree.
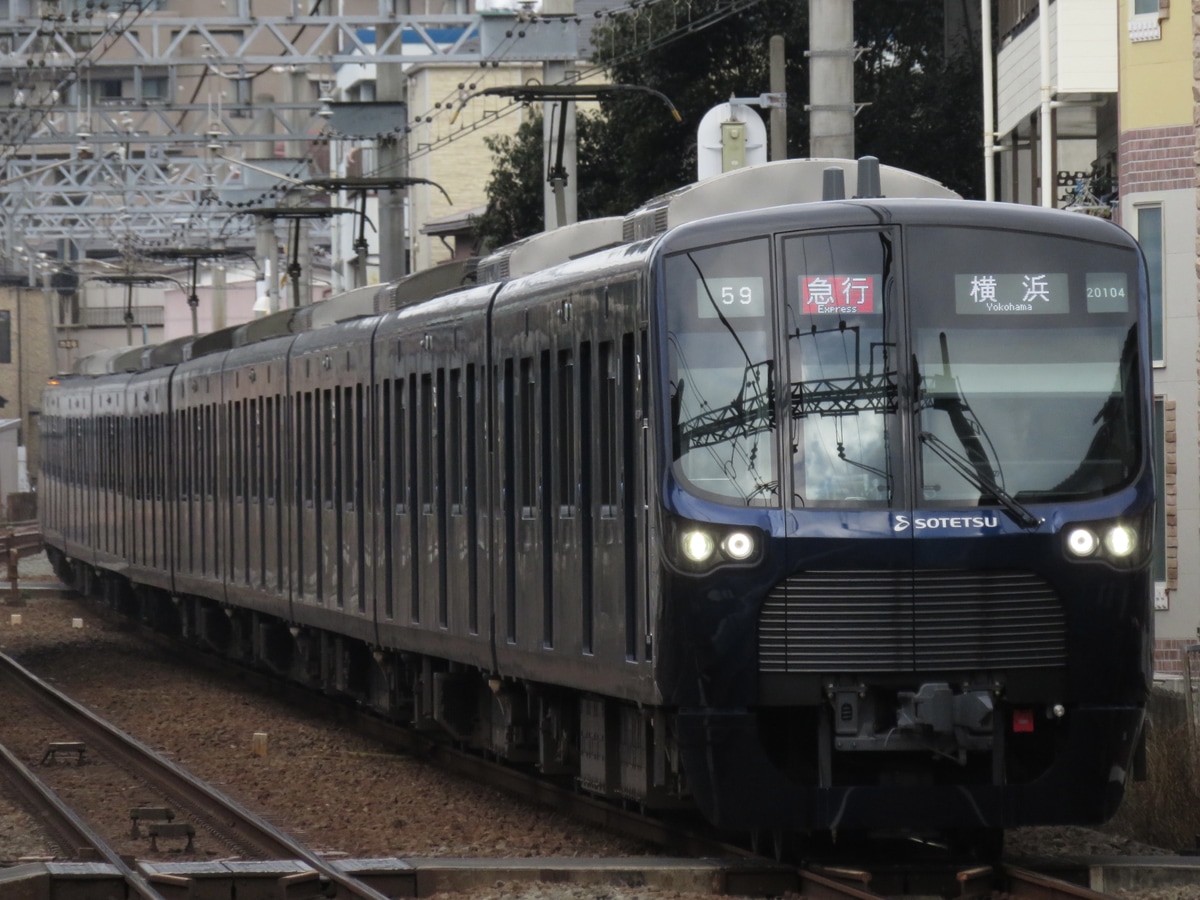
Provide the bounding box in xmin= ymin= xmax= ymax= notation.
xmin=474 ymin=0 xmax=983 ymax=250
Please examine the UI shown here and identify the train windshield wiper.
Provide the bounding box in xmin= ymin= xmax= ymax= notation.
xmin=918 ymin=431 xmax=1041 ymax=529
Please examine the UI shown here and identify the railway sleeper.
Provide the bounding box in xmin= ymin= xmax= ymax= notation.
xmin=147 ymin=821 xmax=195 ymax=852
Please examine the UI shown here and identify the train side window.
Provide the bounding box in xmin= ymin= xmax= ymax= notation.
xmin=354 ymin=383 xmax=364 ymax=514
xmin=136 ymin=414 xmax=145 ymax=501
xmin=519 ymin=356 xmax=536 ymax=517
xmin=466 ymin=363 xmax=479 ymax=634
xmin=420 ymin=372 xmax=434 ymax=515
xmin=407 ymin=373 xmax=418 ymax=517
xmin=449 ymin=368 xmax=463 ymax=514
xmin=234 ymin=400 xmax=245 ymax=503
xmin=408 ymin=372 xmax=420 ymax=623
xmin=304 ymin=391 xmax=315 ymax=508
xmin=599 ymin=341 xmax=618 ymax=517
xmin=393 ymin=377 xmax=406 ymax=514
xmin=343 ymin=385 xmax=355 ymax=511
xmin=322 ymin=388 xmax=333 ymax=509
xmin=264 ymin=396 xmax=275 ymax=503
xmin=557 ymin=348 xmax=576 ymax=517
xmin=201 ymin=405 xmax=210 ymax=500
xmin=251 ymin=398 xmax=261 ymax=503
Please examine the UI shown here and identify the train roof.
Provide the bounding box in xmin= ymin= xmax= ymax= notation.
xmin=63 ymin=158 xmax=959 ymax=379
xmin=621 ymin=156 xmax=957 ymax=242
xmin=476 ymin=156 xmax=957 ymax=283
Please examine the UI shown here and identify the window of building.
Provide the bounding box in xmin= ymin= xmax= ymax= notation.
xmin=1136 ymin=205 xmax=1163 ymax=365
xmin=0 ymin=310 xmax=11 ymax=364
xmin=1130 ymin=0 xmax=1165 ymax=40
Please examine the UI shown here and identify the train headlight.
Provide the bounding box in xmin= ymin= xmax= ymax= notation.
xmin=1103 ymin=525 xmax=1136 ymax=558
xmin=681 ymin=529 xmax=716 ymax=563
xmin=722 ymin=531 xmax=755 ymax=561
xmin=1066 ymin=527 xmax=1099 ymax=557
xmin=1064 ymin=517 xmax=1147 ymax=567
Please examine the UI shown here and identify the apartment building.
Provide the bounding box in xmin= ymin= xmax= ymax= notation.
xmin=994 ymin=0 xmax=1197 ymax=675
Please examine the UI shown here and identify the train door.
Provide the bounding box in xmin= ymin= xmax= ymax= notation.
xmin=319 ymin=381 xmax=338 ymax=607
xmin=549 ymin=333 xmax=583 ymax=656
xmin=415 ymin=358 xmax=440 ymax=628
xmin=513 ymin=351 xmax=546 ymax=653
xmin=444 ymin=357 xmax=472 ymax=635
xmin=340 ymin=379 xmax=365 ymax=614
xmin=247 ymin=394 xmax=263 ymax=589
xmin=295 ymin=382 xmax=320 ymax=603
xmin=231 ymin=396 xmax=247 ymax=587
xmin=393 ymin=367 xmax=416 ymax=628
xmin=589 ymin=295 xmax=645 ymax=666
xmin=263 ymin=390 xmax=281 ymax=596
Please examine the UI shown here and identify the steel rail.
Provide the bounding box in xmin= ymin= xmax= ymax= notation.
xmin=0 ymin=740 xmax=168 ymax=900
xmin=0 ymin=649 xmax=392 ymax=900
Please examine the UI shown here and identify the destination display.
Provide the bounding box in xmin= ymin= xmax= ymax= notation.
xmin=799 ymin=274 xmax=877 ymax=315
xmin=955 ymin=272 xmax=1069 ymax=314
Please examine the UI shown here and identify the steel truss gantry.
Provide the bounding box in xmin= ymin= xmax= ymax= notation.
xmin=0 ymin=2 xmax=579 ymax=267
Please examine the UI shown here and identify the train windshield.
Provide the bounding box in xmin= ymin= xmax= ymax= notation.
xmin=908 ymin=225 xmax=1143 ymax=506
xmin=781 ymin=229 xmax=898 ymax=509
xmin=665 ymin=221 xmax=1144 ymax=511
xmin=665 ymin=237 xmax=778 ymax=505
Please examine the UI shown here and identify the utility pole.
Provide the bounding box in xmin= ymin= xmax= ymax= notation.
xmin=769 ymin=35 xmax=787 ymax=161
xmin=542 ymin=0 xmax=578 ymax=228
xmin=808 ymin=0 xmax=855 ymax=159
xmin=375 ymin=20 xmax=409 ymax=280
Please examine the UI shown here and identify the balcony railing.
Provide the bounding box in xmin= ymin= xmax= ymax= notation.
xmin=76 ymin=306 xmax=165 ymax=328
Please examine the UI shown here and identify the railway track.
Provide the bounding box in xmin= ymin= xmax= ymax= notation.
xmin=801 ymin=861 xmax=1117 ymax=898
xmin=0 ymin=648 xmax=392 ymax=900
xmin=1 ymin=589 xmax=1187 ymax=898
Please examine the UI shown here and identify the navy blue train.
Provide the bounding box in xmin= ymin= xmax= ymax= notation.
xmin=40 ymin=157 xmax=1153 ymax=851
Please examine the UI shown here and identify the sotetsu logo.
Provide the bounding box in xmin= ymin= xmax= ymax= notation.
xmin=893 ymin=514 xmax=1001 ymax=532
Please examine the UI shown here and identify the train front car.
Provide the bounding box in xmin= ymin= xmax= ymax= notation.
xmin=654 ymin=198 xmax=1153 ymax=841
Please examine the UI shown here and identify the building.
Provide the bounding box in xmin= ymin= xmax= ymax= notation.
xmin=994 ymin=0 xmax=1196 ymax=675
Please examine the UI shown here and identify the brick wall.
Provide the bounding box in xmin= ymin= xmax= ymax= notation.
xmin=1119 ymin=124 xmax=1194 ymax=194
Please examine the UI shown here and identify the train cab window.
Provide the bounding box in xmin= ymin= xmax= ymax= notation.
xmin=908 ymin=226 xmax=1144 ymax=505
xmin=781 ymin=229 xmax=896 ymax=509
xmin=665 ymin=236 xmax=777 ymax=506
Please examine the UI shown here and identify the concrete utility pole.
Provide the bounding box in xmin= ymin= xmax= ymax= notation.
xmin=808 ymin=0 xmax=855 ymax=159
xmin=543 ymin=0 xmax=578 ymax=228
xmin=770 ymin=35 xmax=787 ymax=161
xmin=375 ymin=20 xmax=409 ymax=281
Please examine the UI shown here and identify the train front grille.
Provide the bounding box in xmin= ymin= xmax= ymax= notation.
xmin=758 ymin=569 xmax=1066 ymax=673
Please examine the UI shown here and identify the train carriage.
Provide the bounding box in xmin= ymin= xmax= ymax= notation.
xmin=287 ymin=316 xmax=380 ymax=642
xmin=171 ymin=346 xmax=230 ymax=603
xmin=219 ymin=336 xmax=292 ymax=616
xmin=40 ymin=157 xmax=1153 ymax=851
